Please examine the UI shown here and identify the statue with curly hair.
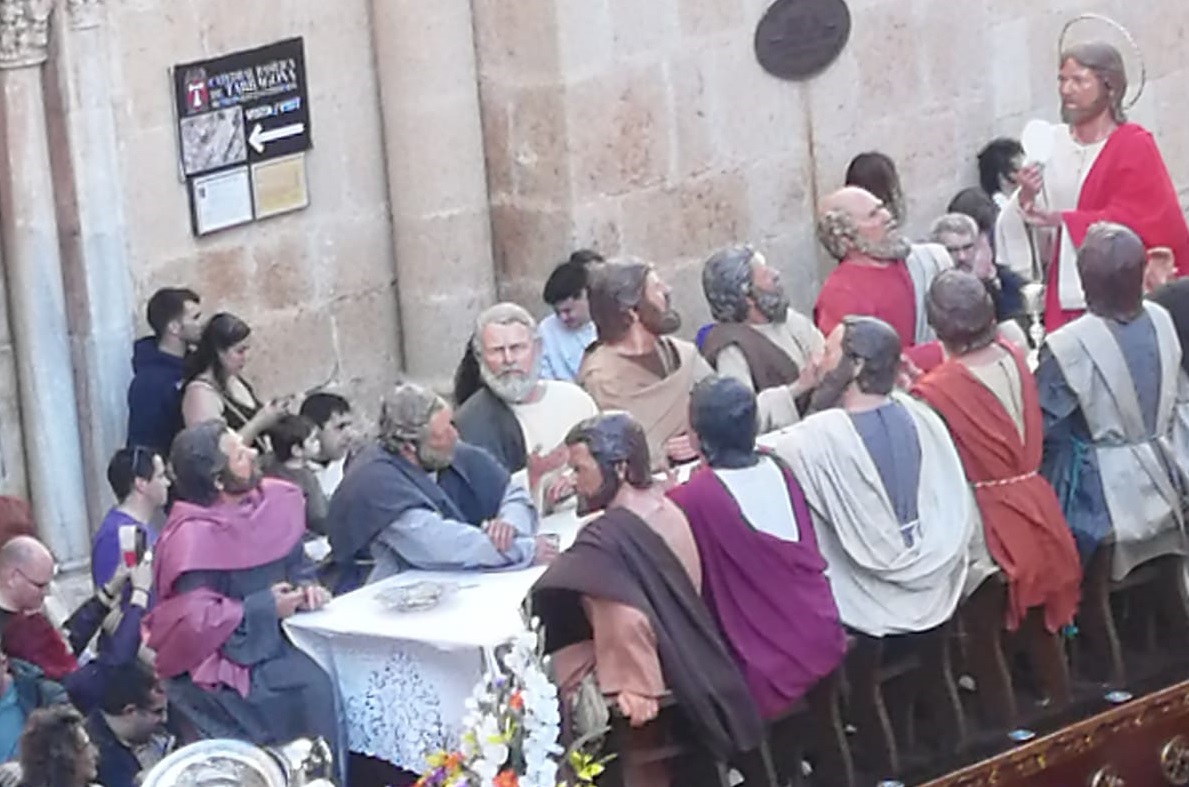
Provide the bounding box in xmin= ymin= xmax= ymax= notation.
xmin=813 ymin=185 xmax=954 ymax=351
xmin=699 ymin=245 xmax=825 ymax=431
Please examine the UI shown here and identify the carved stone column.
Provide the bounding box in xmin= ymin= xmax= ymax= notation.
xmin=370 ymin=0 xmax=498 ymax=382
xmin=46 ymin=0 xmax=135 ymax=521
xmin=0 ymin=0 xmax=91 ymax=565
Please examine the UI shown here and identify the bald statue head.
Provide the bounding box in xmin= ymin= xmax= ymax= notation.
xmin=0 ymin=535 xmax=54 ymax=614
xmin=817 ymin=186 xmax=912 ymax=263
xmin=926 ymin=270 xmax=998 ymax=356
xmin=1078 ymin=221 xmax=1145 ymax=322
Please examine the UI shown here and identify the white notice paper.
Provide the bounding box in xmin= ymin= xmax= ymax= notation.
xmin=191 ymin=167 xmax=253 ymax=235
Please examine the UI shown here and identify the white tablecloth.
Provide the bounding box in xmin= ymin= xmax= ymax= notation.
xmin=284 ymin=506 xmax=586 ymax=771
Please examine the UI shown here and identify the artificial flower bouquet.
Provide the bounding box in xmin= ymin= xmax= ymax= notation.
xmin=416 ymin=620 xmax=610 ymax=787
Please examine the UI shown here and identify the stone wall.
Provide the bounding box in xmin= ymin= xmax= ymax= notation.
xmin=474 ymin=0 xmax=1189 ymax=336
xmin=104 ymin=0 xmax=402 ymax=418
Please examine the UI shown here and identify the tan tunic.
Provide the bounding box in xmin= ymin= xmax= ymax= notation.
xmin=579 ymin=337 xmax=713 ymax=469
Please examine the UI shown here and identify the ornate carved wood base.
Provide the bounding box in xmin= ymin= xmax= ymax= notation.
xmin=922 ymin=679 xmax=1189 ymax=786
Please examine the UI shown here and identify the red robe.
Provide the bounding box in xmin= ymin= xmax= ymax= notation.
xmin=1045 ymin=123 xmax=1189 ymax=331
xmin=813 ymin=259 xmax=917 ymax=347
xmin=912 ymin=341 xmax=1081 ymax=631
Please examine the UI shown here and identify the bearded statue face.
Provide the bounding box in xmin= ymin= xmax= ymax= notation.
xmin=635 ymin=271 xmax=681 ymax=336
xmin=477 ymin=320 xmax=540 ymax=403
xmin=567 ymin=441 xmax=620 ymax=514
xmin=748 ymin=256 xmax=790 ymax=323
xmin=1059 ymin=58 xmax=1114 ymax=126
xmin=844 ymin=191 xmax=911 ymax=261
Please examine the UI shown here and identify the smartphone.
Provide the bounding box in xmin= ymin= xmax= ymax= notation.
xmin=118 ymin=525 xmax=149 ymax=567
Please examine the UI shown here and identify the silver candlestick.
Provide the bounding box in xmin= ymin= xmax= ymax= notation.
xmin=1020 ymin=282 xmax=1046 ymax=369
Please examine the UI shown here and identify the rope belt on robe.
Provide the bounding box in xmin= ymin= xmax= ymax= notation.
xmin=973 ymin=471 xmax=1038 ymax=489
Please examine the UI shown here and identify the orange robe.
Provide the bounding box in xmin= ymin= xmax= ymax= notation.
xmin=912 ymin=342 xmax=1081 ymax=631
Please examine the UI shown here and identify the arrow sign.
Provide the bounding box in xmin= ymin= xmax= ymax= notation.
xmin=248 ymin=122 xmax=305 ymax=154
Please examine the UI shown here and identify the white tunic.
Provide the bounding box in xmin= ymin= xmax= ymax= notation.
xmin=770 ymin=393 xmax=978 ymax=636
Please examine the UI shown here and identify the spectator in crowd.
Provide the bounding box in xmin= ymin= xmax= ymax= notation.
xmin=948 ymin=187 xmax=1029 ymax=321
xmin=90 ymin=448 xmax=165 ymax=595
xmin=538 ymin=250 xmax=602 ymax=383
xmin=299 ymin=392 xmax=356 ymax=497
xmin=0 ymin=652 xmax=68 ymax=764
xmin=0 ymin=539 xmax=74 ymax=682
xmin=86 ymin=660 xmax=169 ymax=787
xmin=845 ymin=151 xmax=906 ymax=224
xmin=977 ymin=137 xmax=1025 ymax=208
xmin=14 ymin=706 xmax=97 ymax=787
xmin=181 ymin=313 xmax=290 ymax=452
xmin=264 ymin=415 xmax=329 ymax=536
xmin=62 ymin=448 xmax=163 ymax=712
xmin=127 ymin=288 xmax=203 ymax=456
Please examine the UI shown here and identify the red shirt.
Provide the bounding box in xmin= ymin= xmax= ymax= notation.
xmin=813 ymin=259 xmax=917 ymax=347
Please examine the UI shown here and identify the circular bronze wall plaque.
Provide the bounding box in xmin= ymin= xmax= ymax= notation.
xmin=755 ymin=0 xmax=852 ymax=81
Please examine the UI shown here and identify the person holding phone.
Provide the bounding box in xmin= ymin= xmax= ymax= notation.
xmin=62 ymin=447 xmax=166 ymax=712
xmin=180 ymin=313 xmax=292 ymax=452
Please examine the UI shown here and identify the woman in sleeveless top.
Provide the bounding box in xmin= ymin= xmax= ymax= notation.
xmin=181 ymin=313 xmax=289 ymax=451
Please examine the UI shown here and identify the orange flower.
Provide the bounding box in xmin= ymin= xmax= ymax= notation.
xmin=493 ymin=769 xmax=519 ymax=787
xmin=445 ymin=752 xmax=463 ymax=770
xmin=508 ymin=691 xmax=524 ymax=711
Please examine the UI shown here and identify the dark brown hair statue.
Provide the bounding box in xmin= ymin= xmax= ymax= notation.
xmin=1078 ymin=221 xmax=1145 ymax=322
xmin=565 ymin=412 xmax=653 ymax=512
xmin=926 ymin=269 xmax=998 ymax=355
xmin=1061 ymin=41 xmax=1128 ymax=123
xmin=586 ymin=259 xmax=651 ymax=344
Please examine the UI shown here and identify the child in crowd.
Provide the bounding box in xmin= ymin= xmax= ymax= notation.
xmin=265 ymin=415 xmax=330 ymax=538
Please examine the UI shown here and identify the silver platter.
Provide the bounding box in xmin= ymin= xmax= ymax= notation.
xmin=141 ymin=739 xmax=286 ymax=787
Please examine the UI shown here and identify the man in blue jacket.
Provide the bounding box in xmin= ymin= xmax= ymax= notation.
xmin=126 ymin=288 xmax=203 ymax=455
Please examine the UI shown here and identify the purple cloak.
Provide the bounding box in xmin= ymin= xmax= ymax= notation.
xmin=668 ymin=458 xmax=846 ymax=718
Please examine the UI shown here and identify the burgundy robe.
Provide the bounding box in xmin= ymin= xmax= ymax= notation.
xmin=1044 ymin=123 xmax=1189 ymax=331
xmin=667 ymin=459 xmax=846 ymax=718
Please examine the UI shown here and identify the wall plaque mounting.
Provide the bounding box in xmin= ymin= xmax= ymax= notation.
xmin=755 ymin=0 xmax=851 ymax=81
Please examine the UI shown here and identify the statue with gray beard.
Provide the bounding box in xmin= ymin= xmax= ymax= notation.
xmin=454 ymin=303 xmax=598 ymax=512
xmin=814 ymin=186 xmax=954 ymax=350
xmin=770 ymin=316 xmax=981 ymax=636
xmin=326 ymin=381 xmax=551 ymax=593
xmin=1038 ymin=221 xmax=1189 ymax=582
xmin=699 ymin=245 xmax=825 ymax=432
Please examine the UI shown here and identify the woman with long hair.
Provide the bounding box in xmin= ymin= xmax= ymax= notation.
xmin=845 ymin=151 xmax=906 ymax=224
xmin=16 ymin=706 xmax=98 ymax=787
xmin=180 ymin=312 xmax=289 ymax=450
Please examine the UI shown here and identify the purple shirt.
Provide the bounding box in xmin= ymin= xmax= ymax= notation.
xmin=91 ymin=508 xmax=157 ymax=592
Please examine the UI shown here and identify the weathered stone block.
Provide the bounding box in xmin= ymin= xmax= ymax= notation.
xmin=567 ymin=65 xmax=671 ymax=198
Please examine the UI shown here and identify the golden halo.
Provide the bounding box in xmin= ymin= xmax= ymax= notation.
xmin=1059 ymin=13 xmax=1147 ymax=110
